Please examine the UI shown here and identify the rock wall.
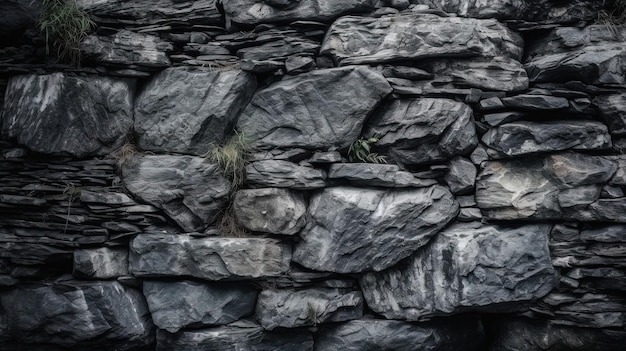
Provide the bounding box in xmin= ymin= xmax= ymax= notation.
xmin=1 ymin=0 xmax=626 ymax=350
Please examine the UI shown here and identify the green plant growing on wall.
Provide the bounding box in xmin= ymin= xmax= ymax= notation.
xmin=597 ymin=0 xmax=626 ymax=35
xmin=348 ymin=135 xmax=387 ymax=163
xmin=38 ymin=0 xmax=94 ymax=65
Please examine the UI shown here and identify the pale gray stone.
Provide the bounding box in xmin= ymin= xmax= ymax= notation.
xmin=130 ymin=234 xmax=291 ymax=280
xmin=328 ymin=163 xmax=437 ymax=187
xmin=293 ymin=185 xmax=458 ymax=273
xmin=73 ymin=247 xmax=129 ymax=279
xmin=233 ymin=188 xmax=306 ymax=235
xmin=361 ymin=222 xmax=558 ymax=320
xmin=81 ymin=30 xmax=172 ymax=68
xmin=246 ymin=160 xmax=326 ymax=189
xmin=445 ymin=157 xmax=476 ymax=195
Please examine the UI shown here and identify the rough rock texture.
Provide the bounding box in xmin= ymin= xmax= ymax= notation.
xmin=364 ymin=98 xmax=477 ymax=165
xmin=237 ymin=66 xmax=391 ymax=150
xmin=233 ymin=188 xmax=306 ymax=235
xmin=130 ymin=234 xmax=291 ymax=280
xmin=122 ymin=155 xmax=230 ymax=232
xmin=0 ymin=279 xmax=154 ymax=350
xmin=143 ymin=280 xmax=257 ymax=332
xmin=445 ymin=157 xmax=476 ymax=195
xmin=293 ymin=185 xmax=458 ymax=273
xmin=256 ymin=287 xmax=363 ymax=330
xmin=321 ymin=12 xmax=523 ymax=65
xmin=73 ymin=247 xmax=129 ymax=279
xmin=327 ymin=163 xmax=437 ymax=187
xmin=595 ymin=93 xmax=626 ymax=136
xmin=1 ymin=73 xmax=133 ymax=157
xmin=361 ymin=222 xmax=558 ymax=320
xmin=315 ymin=315 xmax=485 ymax=351
xmin=134 ymin=67 xmax=256 ymax=155
xmin=82 ymin=30 xmax=173 ymax=69
xmin=246 ymin=160 xmax=326 ymax=189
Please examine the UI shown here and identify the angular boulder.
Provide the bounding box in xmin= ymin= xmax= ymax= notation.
xmin=122 ymin=155 xmax=230 ymax=232
xmin=130 ymin=234 xmax=291 ymax=280
xmin=246 ymin=160 xmax=326 ymax=189
xmin=360 ymin=222 xmax=558 ymax=320
xmin=237 ymin=66 xmax=391 ymax=150
xmin=595 ymin=93 xmax=626 ymax=136
xmin=364 ymin=98 xmax=477 ymax=165
xmin=293 ymin=185 xmax=458 ymax=273
xmin=73 ymin=247 xmax=129 ymax=279
xmin=135 ymin=67 xmax=256 ymax=155
xmin=321 ymin=12 xmax=523 ymax=65
xmin=445 ymin=157 xmax=476 ymax=195
xmin=233 ymin=188 xmax=306 ymax=235
xmin=1 ymin=73 xmax=133 ymax=158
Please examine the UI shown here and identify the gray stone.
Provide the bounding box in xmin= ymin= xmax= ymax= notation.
xmin=130 ymin=234 xmax=291 ymax=280
xmin=321 ymin=12 xmax=523 ymax=65
xmin=293 ymin=185 xmax=458 ymax=273
xmin=122 ymin=155 xmax=230 ymax=232
xmin=483 ymin=111 xmax=525 ymax=127
xmin=581 ymin=225 xmax=626 ymax=243
xmin=1 ymin=73 xmax=133 ymax=158
xmin=595 ymin=93 xmax=626 ymax=136
xmin=315 ymin=315 xmax=485 ymax=351
xmin=602 ymin=185 xmax=624 ymax=198
xmin=239 ymin=59 xmax=284 ymax=73
xmin=134 ymin=67 xmax=256 ymax=155
xmin=237 ymin=66 xmax=391 ymax=150
xmin=364 ymin=98 xmax=477 ymax=165
xmin=309 ymin=151 xmax=342 ymax=163
xmin=412 ymin=0 xmax=523 ymax=19
xmin=81 ymin=30 xmax=172 ymax=68
xmin=238 ymin=38 xmax=320 ymax=62
xmin=256 ymin=288 xmax=363 ymax=330
xmin=246 ymin=160 xmax=326 ymax=189
xmin=482 ymin=121 xmax=612 ymax=157
xmin=223 ymin=0 xmax=377 ymax=25
xmin=500 ymin=94 xmax=570 ymax=111
xmin=459 ymin=207 xmax=483 ymax=221
xmin=445 ymin=157 xmax=476 ymax=195
xmin=233 ymin=188 xmax=306 ymax=235
xmin=361 ymin=222 xmax=558 ymax=320
xmin=608 ymin=155 xmax=626 ymax=186
xmin=328 ymin=163 xmax=437 ymax=187
xmin=143 ymin=280 xmax=257 ymax=332
xmin=381 ymin=65 xmax=433 ymax=80
xmin=0 ymin=279 xmax=154 ymax=350
xmin=285 ymin=55 xmax=316 ymax=73
xmin=73 ymin=247 xmax=129 ymax=279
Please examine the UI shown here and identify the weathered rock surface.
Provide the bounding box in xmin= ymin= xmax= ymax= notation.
xmin=595 ymin=93 xmax=626 ymax=136
xmin=445 ymin=156 xmax=476 ymax=194
xmin=364 ymin=98 xmax=477 ymax=165
xmin=143 ymin=280 xmax=257 ymax=332
xmin=82 ymin=30 xmax=172 ymax=69
xmin=482 ymin=121 xmax=612 ymax=157
xmin=361 ymin=222 xmax=558 ymax=320
xmin=223 ymin=0 xmax=377 ymax=25
xmin=237 ymin=66 xmax=391 ymax=150
xmin=256 ymin=288 xmax=363 ymax=330
xmin=1 ymin=73 xmax=133 ymax=158
xmin=328 ymin=163 xmax=437 ymax=187
xmin=134 ymin=67 xmax=256 ymax=155
xmin=0 ymin=279 xmax=154 ymax=350
xmin=130 ymin=234 xmax=291 ymax=280
xmin=293 ymin=185 xmax=458 ymax=273
xmin=246 ymin=160 xmax=326 ymax=189
xmin=73 ymin=247 xmax=129 ymax=279
xmin=321 ymin=12 xmax=523 ymax=65
xmin=122 ymin=155 xmax=230 ymax=232
xmin=315 ymin=315 xmax=485 ymax=351
xmin=233 ymin=188 xmax=306 ymax=235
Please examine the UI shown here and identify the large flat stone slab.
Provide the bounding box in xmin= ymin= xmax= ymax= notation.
xmin=82 ymin=30 xmax=172 ymax=69
xmin=293 ymin=185 xmax=458 ymax=273
xmin=246 ymin=160 xmax=326 ymax=189
xmin=360 ymin=222 xmax=558 ymax=320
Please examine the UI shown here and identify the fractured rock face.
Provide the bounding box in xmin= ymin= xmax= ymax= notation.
xmin=328 ymin=163 xmax=437 ymax=188
xmin=1 ymin=73 xmax=133 ymax=158
xmin=82 ymin=30 xmax=172 ymax=69
xmin=73 ymin=247 xmax=129 ymax=279
xmin=135 ymin=67 xmax=256 ymax=155
xmin=246 ymin=160 xmax=326 ymax=189
xmin=595 ymin=93 xmax=626 ymax=136
xmin=233 ymin=188 xmax=306 ymax=235
xmin=360 ymin=222 xmax=558 ymax=320
xmin=293 ymin=185 xmax=458 ymax=273
xmin=237 ymin=66 xmax=391 ymax=150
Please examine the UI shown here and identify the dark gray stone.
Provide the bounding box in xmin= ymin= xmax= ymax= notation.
xmin=143 ymin=280 xmax=257 ymax=332
xmin=483 ymin=111 xmax=525 ymax=127
xmin=237 ymin=66 xmax=391 ymax=150
xmin=233 ymin=188 xmax=306 ymax=235
xmin=256 ymin=288 xmax=363 ymax=330
xmin=328 ymin=163 xmax=437 ymax=187
xmin=81 ymin=30 xmax=172 ymax=68
xmin=361 ymin=222 xmax=558 ymax=320
xmin=595 ymin=93 xmax=626 ymax=136
xmin=122 ymin=155 xmax=230 ymax=232
xmin=134 ymin=67 xmax=256 ymax=155
xmin=364 ymin=98 xmax=477 ymax=165
xmin=130 ymin=234 xmax=291 ymax=280
xmin=285 ymin=55 xmax=316 ymax=74
xmin=500 ymin=94 xmax=570 ymax=111
xmin=445 ymin=156 xmax=476 ymax=195
xmin=246 ymin=160 xmax=326 ymax=189
xmin=293 ymin=185 xmax=458 ymax=273
xmin=321 ymin=12 xmax=523 ymax=65
xmin=73 ymin=247 xmax=129 ymax=279
xmin=380 ymin=65 xmax=433 ymax=80
xmin=1 ymin=73 xmax=133 ymax=158
xmin=238 ymin=38 xmax=320 ymax=62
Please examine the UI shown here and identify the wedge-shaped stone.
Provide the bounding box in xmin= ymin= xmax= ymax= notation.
xmin=73 ymin=247 xmax=129 ymax=279
xmin=360 ymin=222 xmax=558 ymax=320
xmin=130 ymin=234 xmax=291 ymax=280
xmin=143 ymin=280 xmax=257 ymax=333
xmin=233 ymin=188 xmax=306 ymax=235
xmin=328 ymin=163 xmax=437 ymax=187
xmin=246 ymin=160 xmax=326 ymax=189
xmin=122 ymin=155 xmax=230 ymax=232
xmin=135 ymin=67 xmax=256 ymax=155
xmin=256 ymin=288 xmax=363 ymax=330
xmin=364 ymin=98 xmax=477 ymax=165
xmin=237 ymin=66 xmax=391 ymax=150
xmin=293 ymin=185 xmax=458 ymax=273
xmin=1 ymin=73 xmax=133 ymax=157
xmin=321 ymin=12 xmax=523 ymax=65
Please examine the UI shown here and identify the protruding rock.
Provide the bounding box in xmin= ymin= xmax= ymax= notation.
xmin=233 ymin=188 xmax=306 ymax=235
xmin=81 ymin=30 xmax=172 ymax=69
xmin=445 ymin=157 xmax=476 ymax=195
xmin=361 ymin=222 xmax=558 ymax=320
xmin=595 ymin=93 xmax=626 ymax=136
xmin=328 ymin=163 xmax=437 ymax=187
xmin=293 ymin=185 xmax=458 ymax=273
xmin=246 ymin=160 xmax=326 ymax=189
xmin=73 ymin=247 xmax=129 ymax=279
